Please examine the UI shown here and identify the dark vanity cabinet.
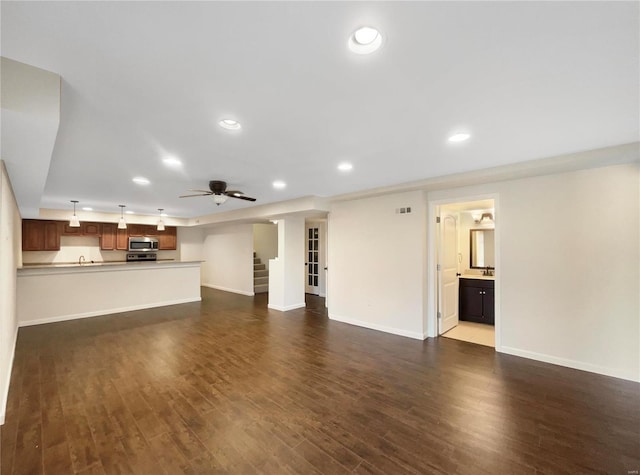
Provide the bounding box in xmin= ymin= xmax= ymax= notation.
xmin=459 ymin=278 xmax=495 ymax=325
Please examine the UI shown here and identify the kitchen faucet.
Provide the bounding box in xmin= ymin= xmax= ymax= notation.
xmin=78 ymin=255 xmax=86 ymax=265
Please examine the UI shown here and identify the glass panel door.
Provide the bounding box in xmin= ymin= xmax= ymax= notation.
xmin=306 ymin=226 xmax=320 ymax=294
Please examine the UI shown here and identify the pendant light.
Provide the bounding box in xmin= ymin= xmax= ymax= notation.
xmin=118 ymin=204 xmax=127 ymax=229
xmin=69 ymin=200 xmax=80 ymax=227
xmin=157 ymin=208 xmax=165 ymax=231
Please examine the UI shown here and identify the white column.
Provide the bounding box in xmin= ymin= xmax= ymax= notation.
xmin=268 ymin=216 xmax=305 ymax=311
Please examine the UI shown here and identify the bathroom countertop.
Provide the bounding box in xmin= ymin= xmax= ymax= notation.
xmin=460 ymin=274 xmax=495 ymax=281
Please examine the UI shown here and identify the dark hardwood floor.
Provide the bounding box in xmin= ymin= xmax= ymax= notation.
xmin=1 ymin=288 xmax=638 ymax=474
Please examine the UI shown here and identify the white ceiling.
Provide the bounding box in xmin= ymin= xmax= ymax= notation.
xmin=1 ymin=1 xmax=638 ymax=218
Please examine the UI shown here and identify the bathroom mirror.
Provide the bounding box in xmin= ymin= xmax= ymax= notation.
xmin=470 ymin=229 xmax=495 ymax=269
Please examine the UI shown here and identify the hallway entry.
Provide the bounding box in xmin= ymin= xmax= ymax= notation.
xmin=434 ymin=197 xmax=498 ymax=348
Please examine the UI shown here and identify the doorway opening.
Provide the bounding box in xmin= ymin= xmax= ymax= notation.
xmin=434 ymin=198 xmax=498 ymax=348
xmin=305 ymin=219 xmax=327 ymax=298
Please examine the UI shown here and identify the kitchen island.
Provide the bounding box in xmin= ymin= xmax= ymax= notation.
xmin=17 ymin=260 xmax=202 ymax=326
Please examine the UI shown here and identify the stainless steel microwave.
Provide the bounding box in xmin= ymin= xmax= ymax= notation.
xmin=128 ymin=237 xmax=159 ymax=252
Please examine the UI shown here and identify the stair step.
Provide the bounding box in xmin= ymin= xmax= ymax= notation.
xmin=254 ymin=263 xmax=266 ymax=271
xmin=254 ymin=276 xmax=269 ymax=285
xmin=254 ymin=257 xmax=261 ymax=264
xmin=254 ymin=269 xmax=268 ymax=278
xmin=254 ymin=284 xmax=269 ymax=294
xmin=253 ymin=251 xmax=256 ymax=258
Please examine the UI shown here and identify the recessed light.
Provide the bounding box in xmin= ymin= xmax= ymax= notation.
xmin=219 ymin=119 xmax=241 ymax=130
xmin=82 ymin=207 xmax=93 ymax=211
xmin=162 ymin=157 xmax=182 ymax=167
xmin=354 ymin=27 xmax=379 ymax=45
xmin=272 ymin=180 xmax=286 ymax=189
xmin=125 ymin=210 xmax=134 ymax=215
xmin=132 ymin=176 xmax=150 ymax=185
xmin=448 ymin=133 xmax=471 ymax=143
xmin=348 ymin=26 xmax=382 ymax=54
xmin=337 ymin=162 xmax=353 ymax=172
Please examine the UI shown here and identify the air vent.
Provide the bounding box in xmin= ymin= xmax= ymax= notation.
xmin=395 ymin=207 xmax=412 ymax=214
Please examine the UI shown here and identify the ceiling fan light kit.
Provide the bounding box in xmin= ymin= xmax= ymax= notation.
xmin=179 ymin=180 xmax=256 ymax=206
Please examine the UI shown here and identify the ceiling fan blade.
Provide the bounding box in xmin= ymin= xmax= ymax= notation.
xmin=179 ymin=193 xmax=212 ymax=198
xmin=231 ymin=194 xmax=257 ymax=202
xmin=188 ymin=189 xmax=213 ymax=193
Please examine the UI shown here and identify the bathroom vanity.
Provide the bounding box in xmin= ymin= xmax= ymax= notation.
xmin=459 ymin=276 xmax=495 ymax=325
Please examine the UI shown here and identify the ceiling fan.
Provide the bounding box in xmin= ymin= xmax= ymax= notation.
xmin=179 ymin=180 xmax=257 ymax=206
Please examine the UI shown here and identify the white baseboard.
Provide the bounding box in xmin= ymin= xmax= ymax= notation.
xmin=268 ymin=302 xmax=306 ymax=312
xmin=18 ymin=297 xmax=202 ymax=328
xmin=202 ymin=283 xmax=254 ymax=297
xmin=0 ymin=325 xmax=19 ymax=425
xmin=500 ymin=346 xmax=640 ymax=383
xmin=329 ymin=313 xmax=426 ymax=340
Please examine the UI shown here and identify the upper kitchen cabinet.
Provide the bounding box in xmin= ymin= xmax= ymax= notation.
xmin=100 ymin=223 xmax=117 ymax=250
xmin=126 ymin=224 xmax=144 ymax=237
xmin=22 ymin=220 xmax=61 ymax=251
xmin=126 ymin=224 xmax=158 ymax=237
xmin=142 ymin=225 xmax=158 ymax=236
xmin=60 ymin=222 xmax=82 ymax=236
xmin=82 ymin=222 xmax=101 ymax=236
xmin=22 ymin=219 xmax=178 ymax=251
xmin=157 ymin=227 xmax=177 ymax=250
xmin=61 ymin=221 xmax=101 ymax=236
xmin=116 ymin=228 xmax=128 ymax=250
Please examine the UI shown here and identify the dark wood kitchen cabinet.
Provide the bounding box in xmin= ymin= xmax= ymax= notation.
xmin=126 ymin=224 xmax=144 ymax=237
xmin=101 ymin=224 xmax=129 ymax=250
xmin=60 ymin=222 xmax=82 ymax=236
xmin=61 ymin=221 xmax=101 ymax=236
xmin=459 ymin=278 xmax=494 ymax=325
xmin=157 ymin=226 xmax=177 ymax=250
xmin=22 ymin=219 xmax=178 ymax=251
xmin=22 ymin=220 xmax=61 ymax=251
xmin=100 ymin=223 xmax=117 ymax=250
xmin=116 ymin=228 xmax=128 ymax=250
xmin=82 ymin=222 xmax=101 ymax=236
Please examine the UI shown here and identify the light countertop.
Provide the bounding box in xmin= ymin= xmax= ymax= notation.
xmin=460 ymin=274 xmax=495 ymax=281
xmin=18 ymin=260 xmax=203 ymax=275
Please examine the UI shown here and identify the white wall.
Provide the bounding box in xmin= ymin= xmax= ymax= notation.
xmin=328 ymin=190 xmax=428 ymax=339
xmin=268 ymin=217 xmax=306 ymax=311
xmin=17 ymin=263 xmax=201 ymax=326
xmin=201 ymin=223 xmax=254 ymax=296
xmin=429 ymin=162 xmax=640 ymax=381
xmin=0 ymin=161 xmax=21 ymax=424
xmin=178 ymin=226 xmax=205 ymax=280
xmin=1 ymin=58 xmax=60 ymax=218
xmin=328 ymin=163 xmax=639 ymax=381
xmin=253 ymin=223 xmax=278 ymax=270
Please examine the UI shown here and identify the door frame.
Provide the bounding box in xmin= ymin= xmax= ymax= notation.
xmin=305 ymin=219 xmax=327 ymax=298
xmin=426 ymin=193 xmax=501 ymax=352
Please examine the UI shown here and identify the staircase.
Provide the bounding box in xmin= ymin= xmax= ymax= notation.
xmin=254 ymin=252 xmax=269 ymax=294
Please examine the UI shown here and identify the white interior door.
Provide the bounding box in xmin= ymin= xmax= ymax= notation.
xmin=305 ymin=222 xmax=325 ymax=295
xmin=439 ymin=213 xmax=459 ymax=334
